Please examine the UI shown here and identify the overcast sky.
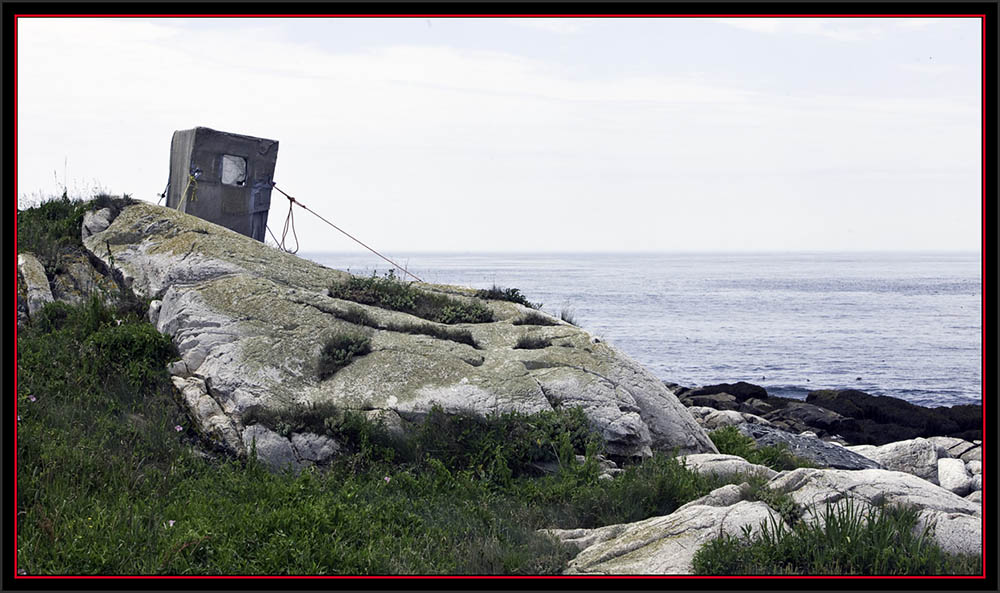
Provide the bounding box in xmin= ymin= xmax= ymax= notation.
xmin=16 ymin=16 xmax=982 ymax=252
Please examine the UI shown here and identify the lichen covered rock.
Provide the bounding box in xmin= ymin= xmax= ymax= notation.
xmin=83 ymin=202 xmax=717 ymax=469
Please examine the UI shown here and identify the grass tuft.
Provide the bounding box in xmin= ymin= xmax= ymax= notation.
xmin=317 ymin=333 xmax=372 ymax=380
xmin=514 ymin=335 xmax=552 ymax=350
xmin=475 ymin=285 xmax=540 ymax=309
xmin=692 ymin=498 xmax=981 ymax=575
xmin=709 ymin=425 xmax=817 ymax=471
xmin=512 ymin=312 xmax=560 ymax=327
xmin=332 ymin=306 xmax=478 ymax=349
xmin=559 ymin=309 xmax=577 ymax=326
xmin=329 ymin=271 xmax=493 ymax=325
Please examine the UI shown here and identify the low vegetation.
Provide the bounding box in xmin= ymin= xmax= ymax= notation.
xmin=514 ymin=335 xmax=552 ymax=350
xmin=332 ymin=305 xmax=478 ymax=349
xmin=16 ymin=295 xmax=735 ymax=575
xmin=692 ymin=498 xmax=981 ymax=575
xmin=512 ymin=311 xmax=560 ymax=326
xmin=475 ymin=285 xmax=540 ymax=309
xmin=559 ymin=309 xmax=577 ymax=326
xmin=18 ymin=193 xmax=133 ymax=275
xmin=316 ymin=333 xmax=372 ymax=380
xmin=329 ymin=271 xmax=493 ymax=325
xmin=16 ymin=196 xmax=982 ymax=576
xmin=709 ymin=425 xmax=818 ymax=471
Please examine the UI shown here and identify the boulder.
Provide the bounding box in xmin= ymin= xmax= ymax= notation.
xmin=684 ymin=406 xmax=716 ymax=423
xmin=83 ymin=202 xmax=718 ymax=470
xmin=677 ymin=453 xmax=777 ymax=481
xmin=17 ymin=253 xmax=53 ymax=316
xmin=966 ymin=489 xmax=981 ymax=505
xmin=562 ymin=500 xmax=783 ymax=575
xmin=699 ymin=409 xmax=771 ymax=430
xmin=682 ymin=392 xmax=739 ymax=411
xmin=914 ymin=511 xmax=981 ymax=556
xmin=740 ymin=397 xmax=775 ymax=416
xmin=540 ymin=524 xmax=631 ymax=552
xmin=966 ymin=460 xmax=981 ymax=476
xmin=290 ymin=432 xmax=340 ymax=463
xmin=846 ymin=438 xmax=939 ymax=484
xmin=769 ymin=468 xmax=980 ymax=556
xmin=242 ymin=424 xmax=302 ymax=473
xmin=937 ymin=458 xmax=972 ymax=496
xmin=675 ymin=483 xmax=747 ymax=510
xmin=48 ymin=252 xmax=117 ymax=305
xmin=81 ymin=207 xmax=113 ymax=240
xmin=687 ymin=381 xmax=768 ymax=402
xmin=148 ymin=300 xmax=163 ymax=326
xmin=737 ymin=423 xmax=880 ymax=470
xmin=171 ymin=376 xmax=244 ymax=454
xmin=924 ymin=436 xmax=972 ymax=457
xmin=764 ymin=401 xmax=845 ymax=432
xmin=959 ymin=446 xmax=981 ymax=463
xmin=806 ymin=389 xmax=981 ymax=444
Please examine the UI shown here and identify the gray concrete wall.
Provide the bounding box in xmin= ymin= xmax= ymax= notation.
xmin=167 ymin=127 xmax=279 ymax=242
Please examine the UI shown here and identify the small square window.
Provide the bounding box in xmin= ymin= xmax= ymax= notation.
xmin=221 ymin=154 xmax=247 ymax=186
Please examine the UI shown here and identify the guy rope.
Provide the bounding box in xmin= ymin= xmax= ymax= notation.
xmin=267 ymin=182 xmax=424 ymax=283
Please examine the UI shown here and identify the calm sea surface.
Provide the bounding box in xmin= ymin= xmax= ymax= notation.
xmin=302 ymin=252 xmax=982 ymax=408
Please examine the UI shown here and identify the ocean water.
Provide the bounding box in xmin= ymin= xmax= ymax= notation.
xmin=302 ymin=251 xmax=982 ymax=409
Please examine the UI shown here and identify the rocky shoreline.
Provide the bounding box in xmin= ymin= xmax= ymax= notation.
xmin=669 ymin=379 xmax=981 ymax=494
xmin=542 ymin=380 xmax=983 ymax=574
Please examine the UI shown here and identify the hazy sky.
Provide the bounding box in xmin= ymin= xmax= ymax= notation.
xmin=16 ymin=16 xmax=982 ymax=252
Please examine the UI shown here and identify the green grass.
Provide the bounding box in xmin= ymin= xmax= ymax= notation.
xmin=329 ymin=271 xmax=493 ymax=325
xmin=475 ymin=285 xmax=540 ymax=309
xmin=332 ymin=305 xmax=478 ymax=349
xmin=709 ymin=425 xmax=818 ymax=471
xmin=514 ymin=335 xmax=552 ymax=350
xmin=512 ymin=312 xmax=560 ymax=326
xmin=316 ymin=334 xmax=372 ymax=380
xmin=692 ymin=498 xmax=982 ymax=575
xmin=17 ymin=296 xmax=738 ymax=575
xmin=17 ymin=193 xmax=132 ymax=275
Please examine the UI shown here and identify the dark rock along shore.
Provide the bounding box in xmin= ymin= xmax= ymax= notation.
xmin=667 ymin=380 xmax=981 ymax=447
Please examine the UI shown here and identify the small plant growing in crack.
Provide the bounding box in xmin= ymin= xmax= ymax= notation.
xmin=317 ymin=333 xmax=372 ymax=380
xmin=514 ymin=335 xmax=551 ymax=350
xmin=512 ymin=311 xmax=560 ymax=326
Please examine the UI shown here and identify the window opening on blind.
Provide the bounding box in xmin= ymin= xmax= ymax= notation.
xmin=221 ymin=155 xmax=247 ymax=186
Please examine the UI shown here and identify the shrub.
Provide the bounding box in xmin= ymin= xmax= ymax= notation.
xmin=17 ymin=193 xmax=134 ymax=275
xmin=85 ymin=320 xmax=179 ymax=393
xmin=692 ymin=498 xmax=982 ymax=575
xmin=559 ymin=309 xmax=577 ymax=326
xmin=329 ymin=271 xmax=493 ymax=325
xmin=514 ymin=335 xmax=551 ymax=350
xmin=409 ymin=406 xmax=601 ymax=483
xmin=475 ymin=285 xmax=540 ymax=309
xmin=242 ymin=401 xmax=347 ymax=438
xmin=317 ymin=333 xmax=371 ymax=380
xmin=512 ymin=312 xmax=560 ymax=326
xmin=709 ymin=426 xmax=817 ymax=471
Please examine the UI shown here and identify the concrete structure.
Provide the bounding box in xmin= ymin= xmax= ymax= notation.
xmin=167 ymin=127 xmax=279 ymax=242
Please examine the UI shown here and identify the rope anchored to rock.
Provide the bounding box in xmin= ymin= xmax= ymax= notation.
xmin=267 ymin=182 xmax=423 ymax=283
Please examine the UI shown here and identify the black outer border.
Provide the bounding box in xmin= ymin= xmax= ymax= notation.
xmin=3 ymin=1 xmax=996 ymax=592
